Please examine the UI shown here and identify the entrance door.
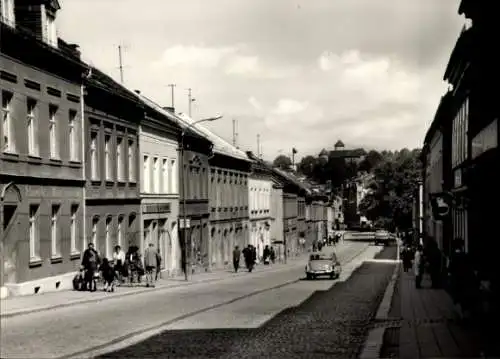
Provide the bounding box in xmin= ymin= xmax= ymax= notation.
xmin=158 ymin=219 xmax=167 ymax=270
xmin=1 ymin=183 xmax=21 ymax=287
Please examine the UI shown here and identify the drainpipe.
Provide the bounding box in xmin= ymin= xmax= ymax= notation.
xmin=81 ymin=78 xmax=87 ymax=251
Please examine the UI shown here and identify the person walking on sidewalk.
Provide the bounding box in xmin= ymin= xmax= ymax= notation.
xmin=113 ymin=245 xmax=126 ymax=285
xmin=233 ymin=245 xmax=241 ymax=273
xmin=155 ymin=248 xmax=162 ymax=281
xmin=144 ymin=243 xmax=159 ymax=288
xmin=243 ymin=245 xmax=255 ymax=272
xmin=81 ymin=243 xmax=100 ymax=292
xmin=414 ymin=245 xmax=425 ymax=289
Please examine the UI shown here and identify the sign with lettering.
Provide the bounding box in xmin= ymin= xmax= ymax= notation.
xmin=472 ymin=119 xmax=498 ymax=159
xmin=179 ymin=218 xmax=191 ymax=229
xmin=454 ymin=168 xmax=462 ymax=188
xmin=142 ymin=203 xmax=171 ymax=214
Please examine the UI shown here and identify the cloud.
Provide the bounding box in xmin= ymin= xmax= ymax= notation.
xmin=248 ymin=96 xmax=263 ymax=111
xmin=225 ymin=55 xmax=260 ymax=75
xmin=153 ymin=45 xmax=236 ymax=68
xmin=272 ymin=99 xmax=309 ymax=115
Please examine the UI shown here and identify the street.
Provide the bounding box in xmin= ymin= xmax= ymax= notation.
xmin=1 ymin=241 xmax=397 ymax=359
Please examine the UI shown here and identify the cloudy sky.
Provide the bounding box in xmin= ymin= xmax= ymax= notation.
xmin=58 ymin=0 xmax=464 ymax=161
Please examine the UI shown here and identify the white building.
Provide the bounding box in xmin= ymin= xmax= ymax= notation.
xmin=248 ymin=153 xmax=273 ymax=259
xmin=137 ymin=105 xmax=181 ymax=276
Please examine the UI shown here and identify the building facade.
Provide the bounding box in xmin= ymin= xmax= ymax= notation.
xmin=83 ymin=69 xmax=142 ymax=261
xmin=1 ymin=1 xmax=88 ymax=297
xmin=176 ymin=114 xmax=250 ymax=271
xmin=330 ymin=195 xmax=344 ymax=230
xmin=136 ymin=96 xmax=181 ymax=276
xmin=247 ymin=152 xmax=272 ymax=260
xmin=270 ymin=170 xmax=284 ymax=261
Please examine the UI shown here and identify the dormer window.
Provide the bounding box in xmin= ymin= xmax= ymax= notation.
xmin=44 ymin=10 xmax=57 ymax=47
xmin=0 ymin=0 xmax=15 ymax=26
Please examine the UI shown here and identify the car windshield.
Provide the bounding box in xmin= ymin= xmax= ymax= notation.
xmin=310 ymin=254 xmax=332 ymax=261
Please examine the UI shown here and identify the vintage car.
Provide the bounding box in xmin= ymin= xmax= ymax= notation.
xmin=305 ymin=252 xmax=342 ymax=280
xmin=374 ymin=229 xmax=390 ymax=246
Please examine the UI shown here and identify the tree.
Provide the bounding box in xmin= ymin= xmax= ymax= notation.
xmin=359 ymin=148 xmax=422 ymax=230
xmin=273 ymin=154 xmax=292 ymax=170
xmin=297 ymin=155 xmax=317 ymax=177
xmin=358 ymin=150 xmax=383 ymax=173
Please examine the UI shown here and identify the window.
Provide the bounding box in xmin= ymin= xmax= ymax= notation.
xmin=162 ymin=159 xmax=169 ymax=193
xmin=128 ymin=139 xmax=135 ymax=182
xmin=105 ymin=217 xmax=111 ymax=259
xmin=0 ymin=0 xmax=15 ymax=26
xmin=70 ymin=205 xmax=78 ymax=254
xmin=69 ymin=110 xmax=77 ymax=161
xmin=51 ymin=205 xmax=60 ymax=257
xmin=49 ymin=105 xmax=58 ymax=158
xmin=27 ymin=99 xmax=38 ymax=156
xmin=90 ymin=132 xmax=98 ymax=179
xmin=170 ymin=159 xmax=176 ymax=193
xmin=91 ymin=217 xmax=99 ymax=248
xmin=143 ymin=155 xmax=150 ymax=192
xmin=44 ymin=11 xmax=57 ymax=46
xmin=104 ymin=135 xmax=111 ymax=180
xmin=117 ymin=216 xmax=124 ymax=248
xmin=29 ymin=204 xmax=39 ymax=260
xmin=116 ymin=138 xmax=124 ymax=181
xmin=153 ymin=157 xmax=159 ymax=193
xmin=2 ymin=91 xmax=14 ymax=152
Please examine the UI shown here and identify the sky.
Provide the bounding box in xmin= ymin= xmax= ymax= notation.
xmin=57 ymin=0 xmax=464 ymax=161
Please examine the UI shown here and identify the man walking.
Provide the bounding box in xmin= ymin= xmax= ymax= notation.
xmin=233 ymin=245 xmax=241 ymax=273
xmin=144 ymin=243 xmax=159 ymax=287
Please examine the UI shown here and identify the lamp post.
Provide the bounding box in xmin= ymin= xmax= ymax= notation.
xmin=180 ymin=115 xmax=222 ymax=281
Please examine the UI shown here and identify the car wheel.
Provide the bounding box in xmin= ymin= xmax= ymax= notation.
xmin=306 ymin=274 xmax=312 ymax=280
xmin=330 ymin=274 xmax=335 ymax=280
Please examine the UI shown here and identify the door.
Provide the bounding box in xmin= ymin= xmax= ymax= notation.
xmin=159 ymin=219 xmax=167 ymax=270
xmin=1 ymin=183 xmax=22 ymax=287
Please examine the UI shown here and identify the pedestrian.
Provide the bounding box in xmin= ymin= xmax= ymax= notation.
xmin=233 ymin=245 xmax=241 ymax=273
xmin=270 ymin=247 xmax=276 ymax=264
xmin=144 ymin=243 xmax=158 ymax=288
xmin=155 ymin=248 xmax=162 ymax=281
xmin=81 ymin=242 xmax=100 ymax=292
xmin=99 ymin=258 xmax=117 ymax=292
xmin=414 ymin=245 xmax=425 ymax=288
xmin=113 ymin=245 xmax=126 ymax=285
xmin=263 ymin=245 xmax=271 ymax=265
xmin=402 ymin=246 xmax=412 ymax=272
xmin=243 ymin=244 xmax=255 ymax=272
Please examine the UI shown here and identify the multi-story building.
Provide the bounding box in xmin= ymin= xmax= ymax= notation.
xmin=83 ymin=69 xmax=142 ymax=261
xmin=246 ymin=152 xmax=272 ymax=260
xmin=297 ymin=195 xmax=306 ymax=250
xmin=132 ymin=94 xmax=182 ymax=276
xmin=1 ymin=1 xmax=89 ymax=297
xmin=177 ymin=114 xmax=250 ymax=271
xmin=330 ymin=195 xmax=344 ymax=230
xmin=270 ymin=170 xmax=284 ymax=261
xmin=166 ymin=113 xmax=213 ymax=273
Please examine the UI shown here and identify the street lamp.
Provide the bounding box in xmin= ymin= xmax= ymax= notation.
xmin=180 ymin=115 xmax=222 ymax=281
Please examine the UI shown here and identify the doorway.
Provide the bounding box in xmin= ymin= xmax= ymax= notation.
xmin=1 ymin=183 xmax=22 ymax=287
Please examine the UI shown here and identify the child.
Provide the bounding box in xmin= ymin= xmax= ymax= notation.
xmin=99 ymin=258 xmax=117 ymax=292
xmin=72 ymin=266 xmax=86 ymax=291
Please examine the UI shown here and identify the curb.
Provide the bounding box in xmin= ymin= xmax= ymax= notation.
xmin=1 ymin=260 xmax=308 ymax=319
xmin=359 ymin=258 xmax=401 ymax=359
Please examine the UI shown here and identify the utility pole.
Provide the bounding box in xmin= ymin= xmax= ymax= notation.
xmin=187 ymin=88 xmax=196 ymax=117
xmin=118 ymin=45 xmax=124 ymax=84
xmin=232 ymin=119 xmax=239 ymax=148
xmin=168 ymin=84 xmax=176 ymax=108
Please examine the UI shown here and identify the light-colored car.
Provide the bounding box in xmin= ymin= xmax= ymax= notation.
xmin=374 ymin=229 xmax=390 ymax=246
xmin=305 ymin=252 xmax=342 ymax=280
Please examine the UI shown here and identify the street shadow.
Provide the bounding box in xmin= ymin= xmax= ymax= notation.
xmin=90 ymin=247 xmax=399 ymax=359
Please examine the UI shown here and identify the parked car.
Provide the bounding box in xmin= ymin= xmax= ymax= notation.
xmin=305 ymin=252 xmax=342 ymax=280
xmin=374 ymin=229 xmax=390 ymax=246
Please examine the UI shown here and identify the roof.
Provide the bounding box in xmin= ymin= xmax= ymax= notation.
xmin=126 ymin=91 xmax=208 ymax=143
xmin=273 ymin=167 xmax=311 ymax=195
xmin=334 ymin=140 xmax=345 ymax=148
xmin=86 ymin=67 xmax=142 ymax=105
xmin=329 ymin=148 xmax=366 ymax=158
xmin=423 ymin=91 xmax=452 ymax=147
xmin=177 ymin=113 xmax=251 ymax=162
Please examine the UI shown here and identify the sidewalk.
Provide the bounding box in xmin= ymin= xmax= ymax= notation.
xmin=381 ymin=268 xmax=484 ymax=358
xmin=0 ymin=255 xmax=308 ymax=319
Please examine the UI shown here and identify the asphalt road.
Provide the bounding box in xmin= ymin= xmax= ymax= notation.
xmin=1 ymin=240 xmax=373 ymax=359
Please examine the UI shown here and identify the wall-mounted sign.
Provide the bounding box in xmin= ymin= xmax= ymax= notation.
xmin=472 ymin=119 xmax=498 ymax=159
xmin=142 ymin=203 xmax=171 ymax=214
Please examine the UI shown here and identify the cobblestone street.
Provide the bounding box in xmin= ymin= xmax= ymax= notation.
xmin=97 ymin=246 xmax=397 ymax=359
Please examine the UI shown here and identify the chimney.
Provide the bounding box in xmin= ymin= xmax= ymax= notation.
xmin=162 ymin=106 xmax=175 ymax=113
xmin=134 ymin=90 xmax=141 ymax=94
xmin=15 ymin=0 xmax=61 ymax=47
